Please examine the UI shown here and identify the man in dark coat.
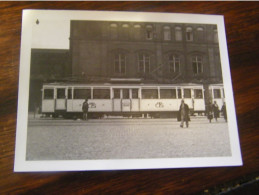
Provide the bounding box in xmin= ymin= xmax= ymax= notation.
xmin=221 ymin=102 xmax=227 ymax=122
xmin=207 ymin=102 xmax=213 ymax=123
xmin=178 ymin=100 xmax=190 ymax=128
xmin=82 ymin=99 xmax=89 ymax=120
xmin=212 ymin=101 xmax=219 ymax=121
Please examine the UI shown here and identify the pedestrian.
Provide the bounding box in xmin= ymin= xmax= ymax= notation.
xmin=212 ymin=101 xmax=219 ymax=121
xmin=178 ymin=99 xmax=190 ymax=128
xmin=207 ymin=102 xmax=213 ymax=123
xmin=221 ymin=102 xmax=227 ymax=122
xmin=82 ymin=98 xmax=89 ymax=120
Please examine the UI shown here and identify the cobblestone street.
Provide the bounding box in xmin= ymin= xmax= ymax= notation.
xmin=26 ymin=117 xmax=231 ymax=160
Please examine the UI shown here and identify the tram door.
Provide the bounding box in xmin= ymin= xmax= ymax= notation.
xmin=113 ymin=89 xmax=121 ymax=112
xmin=113 ymin=89 xmax=131 ymax=112
xmin=121 ymin=89 xmax=130 ymax=112
xmin=55 ymin=88 xmax=66 ymax=110
xmin=42 ymin=88 xmax=55 ymax=113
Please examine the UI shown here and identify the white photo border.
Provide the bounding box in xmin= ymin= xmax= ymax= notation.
xmin=14 ymin=10 xmax=242 ymax=172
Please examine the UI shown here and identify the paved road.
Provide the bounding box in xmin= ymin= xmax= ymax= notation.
xmin=26 ymin=117 xmax=231 ymax=160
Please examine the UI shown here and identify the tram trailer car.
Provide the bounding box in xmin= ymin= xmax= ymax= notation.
xmin=208 ymin=84 xmax=225 ymax=109
xmin=41 ymin=83 xmax=206 ymax=119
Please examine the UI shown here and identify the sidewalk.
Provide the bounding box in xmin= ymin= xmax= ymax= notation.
xmin=28 ymin=112 xmax=42 ymax=120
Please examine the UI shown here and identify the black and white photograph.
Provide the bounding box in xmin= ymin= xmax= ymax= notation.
xmin=14 ymin=10 xmax=242 ymax=171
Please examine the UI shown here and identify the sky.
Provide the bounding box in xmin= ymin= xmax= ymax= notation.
xmin=31 ymin=18 xmax=70 ymax=49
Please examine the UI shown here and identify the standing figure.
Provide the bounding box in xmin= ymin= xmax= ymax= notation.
xmin=178 ymin=100 xmax=190 ymax=128
xmin=221 ymin=102 xmax=227 ymax=122
xmin=82 ymin=99 xmax=89 ymax=120
xmin=212 ymin=101 xmax=219 ymax=121
xmin=33 ymin=102 xmax=38 ymax=119
xmin=207 ymin=102 xmax=213 ymax=123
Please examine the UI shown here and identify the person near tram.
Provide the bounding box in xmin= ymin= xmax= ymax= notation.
xmin=212 ymin=101 xmax=220 ymax=121
xmin=207 ymin=101 xmax=213 ymax=123
xmin=178 ymin=99 xmax=190 ymax=128
xmin=221 ymin=102 xmax=227 ymax=122
xmin=82 ymin=98 xmax=89 ymax=120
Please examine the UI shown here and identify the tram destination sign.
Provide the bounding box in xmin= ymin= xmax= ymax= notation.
xmin=14 ymin=10 xmax=242 ymax=172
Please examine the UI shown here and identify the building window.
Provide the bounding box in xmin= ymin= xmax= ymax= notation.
xmin=186 ymin=27 xmax=193 ymax=41
xmin=175 ymin=26 xmax=182 ymax=41
xmin=122 ymin=24 xmax=129 ymax=39
xmin=134 ymin=24 xmax=141 ymax=40
xmin=169 ymin=54 xmax=180 ymax=73
xmin=146 ymin=25 xmax=153 ymax=40
xmin=192 ymin=56 xmax=203 ymax=74
xmin=138 ymin=53 xmax=150 ymax=73
xmin=110 ymin=23 xmax=118 ymax=39
xmin=196 ymin=27 xmax=204 ymax=41
xmin=214 ymin=28 xmax=218 ymax=43
xmin=163 ymin=26 xmax=171 ymax=41
xmin=114 ymin=53 xmax=126 ymax=74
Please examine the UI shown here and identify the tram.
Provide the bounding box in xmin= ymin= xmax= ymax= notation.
xmin=208 ymin=84 xmax=225 ymax=108
xmin=41 ymin=83 xmax=206 ymax=118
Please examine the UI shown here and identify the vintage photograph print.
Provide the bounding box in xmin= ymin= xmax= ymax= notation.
xmin=14 ymin=10 xmax=242 ymax=171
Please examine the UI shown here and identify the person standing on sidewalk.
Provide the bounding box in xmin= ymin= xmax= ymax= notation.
xmin=207 ymin=101 xmax=213 ymax=123
xmin=82 ymin=99 xmax=89 ymax=120
xmin=178 ymin=99 xmax=190 ymax=128
xmin=221 ymin=102 xmax=227 ymax=122
xmin=212 ymin=101 xmax=219 ymax=122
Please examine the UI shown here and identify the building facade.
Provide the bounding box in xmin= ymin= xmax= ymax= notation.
xmin=69 ymin=20 xmax=222 ymax=84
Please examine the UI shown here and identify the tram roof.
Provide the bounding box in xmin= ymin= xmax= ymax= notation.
xmin=42 ymin=82 xmax=208 ymax=87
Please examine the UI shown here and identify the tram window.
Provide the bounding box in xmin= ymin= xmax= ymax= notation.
xmin=177 ymin=89 xmax=182 ymax=99
xmin=214 ymin=89 xmax=221 ymax=98
xmin=44 ymin=89 xmax=54 ymax=99
xmin=93 ymin=89 xmax=110 ymax=99
xmin=113 ymin=89 xmax=120 ymax=99
xmin=122 ymin=89 xmax=129 ymax=99
xmin=68 ymin=89 xmax=72 ymax=99
xmin=160 ymin=89 xmax=176 ymax=99
xmin=74 ymin=89 xmax=91 ymax=99
xmin=57 ymin=88 xmax=66 ymax=99
xmin=194 ymin=89 xmax=203 ymax=99
xmin=132 ymin=89 xmax=139 ymax=99
xmin=142 ymin=89 xmax=158 ymax=99
xmin=184 ymin=89 xmax=191 ymax=98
